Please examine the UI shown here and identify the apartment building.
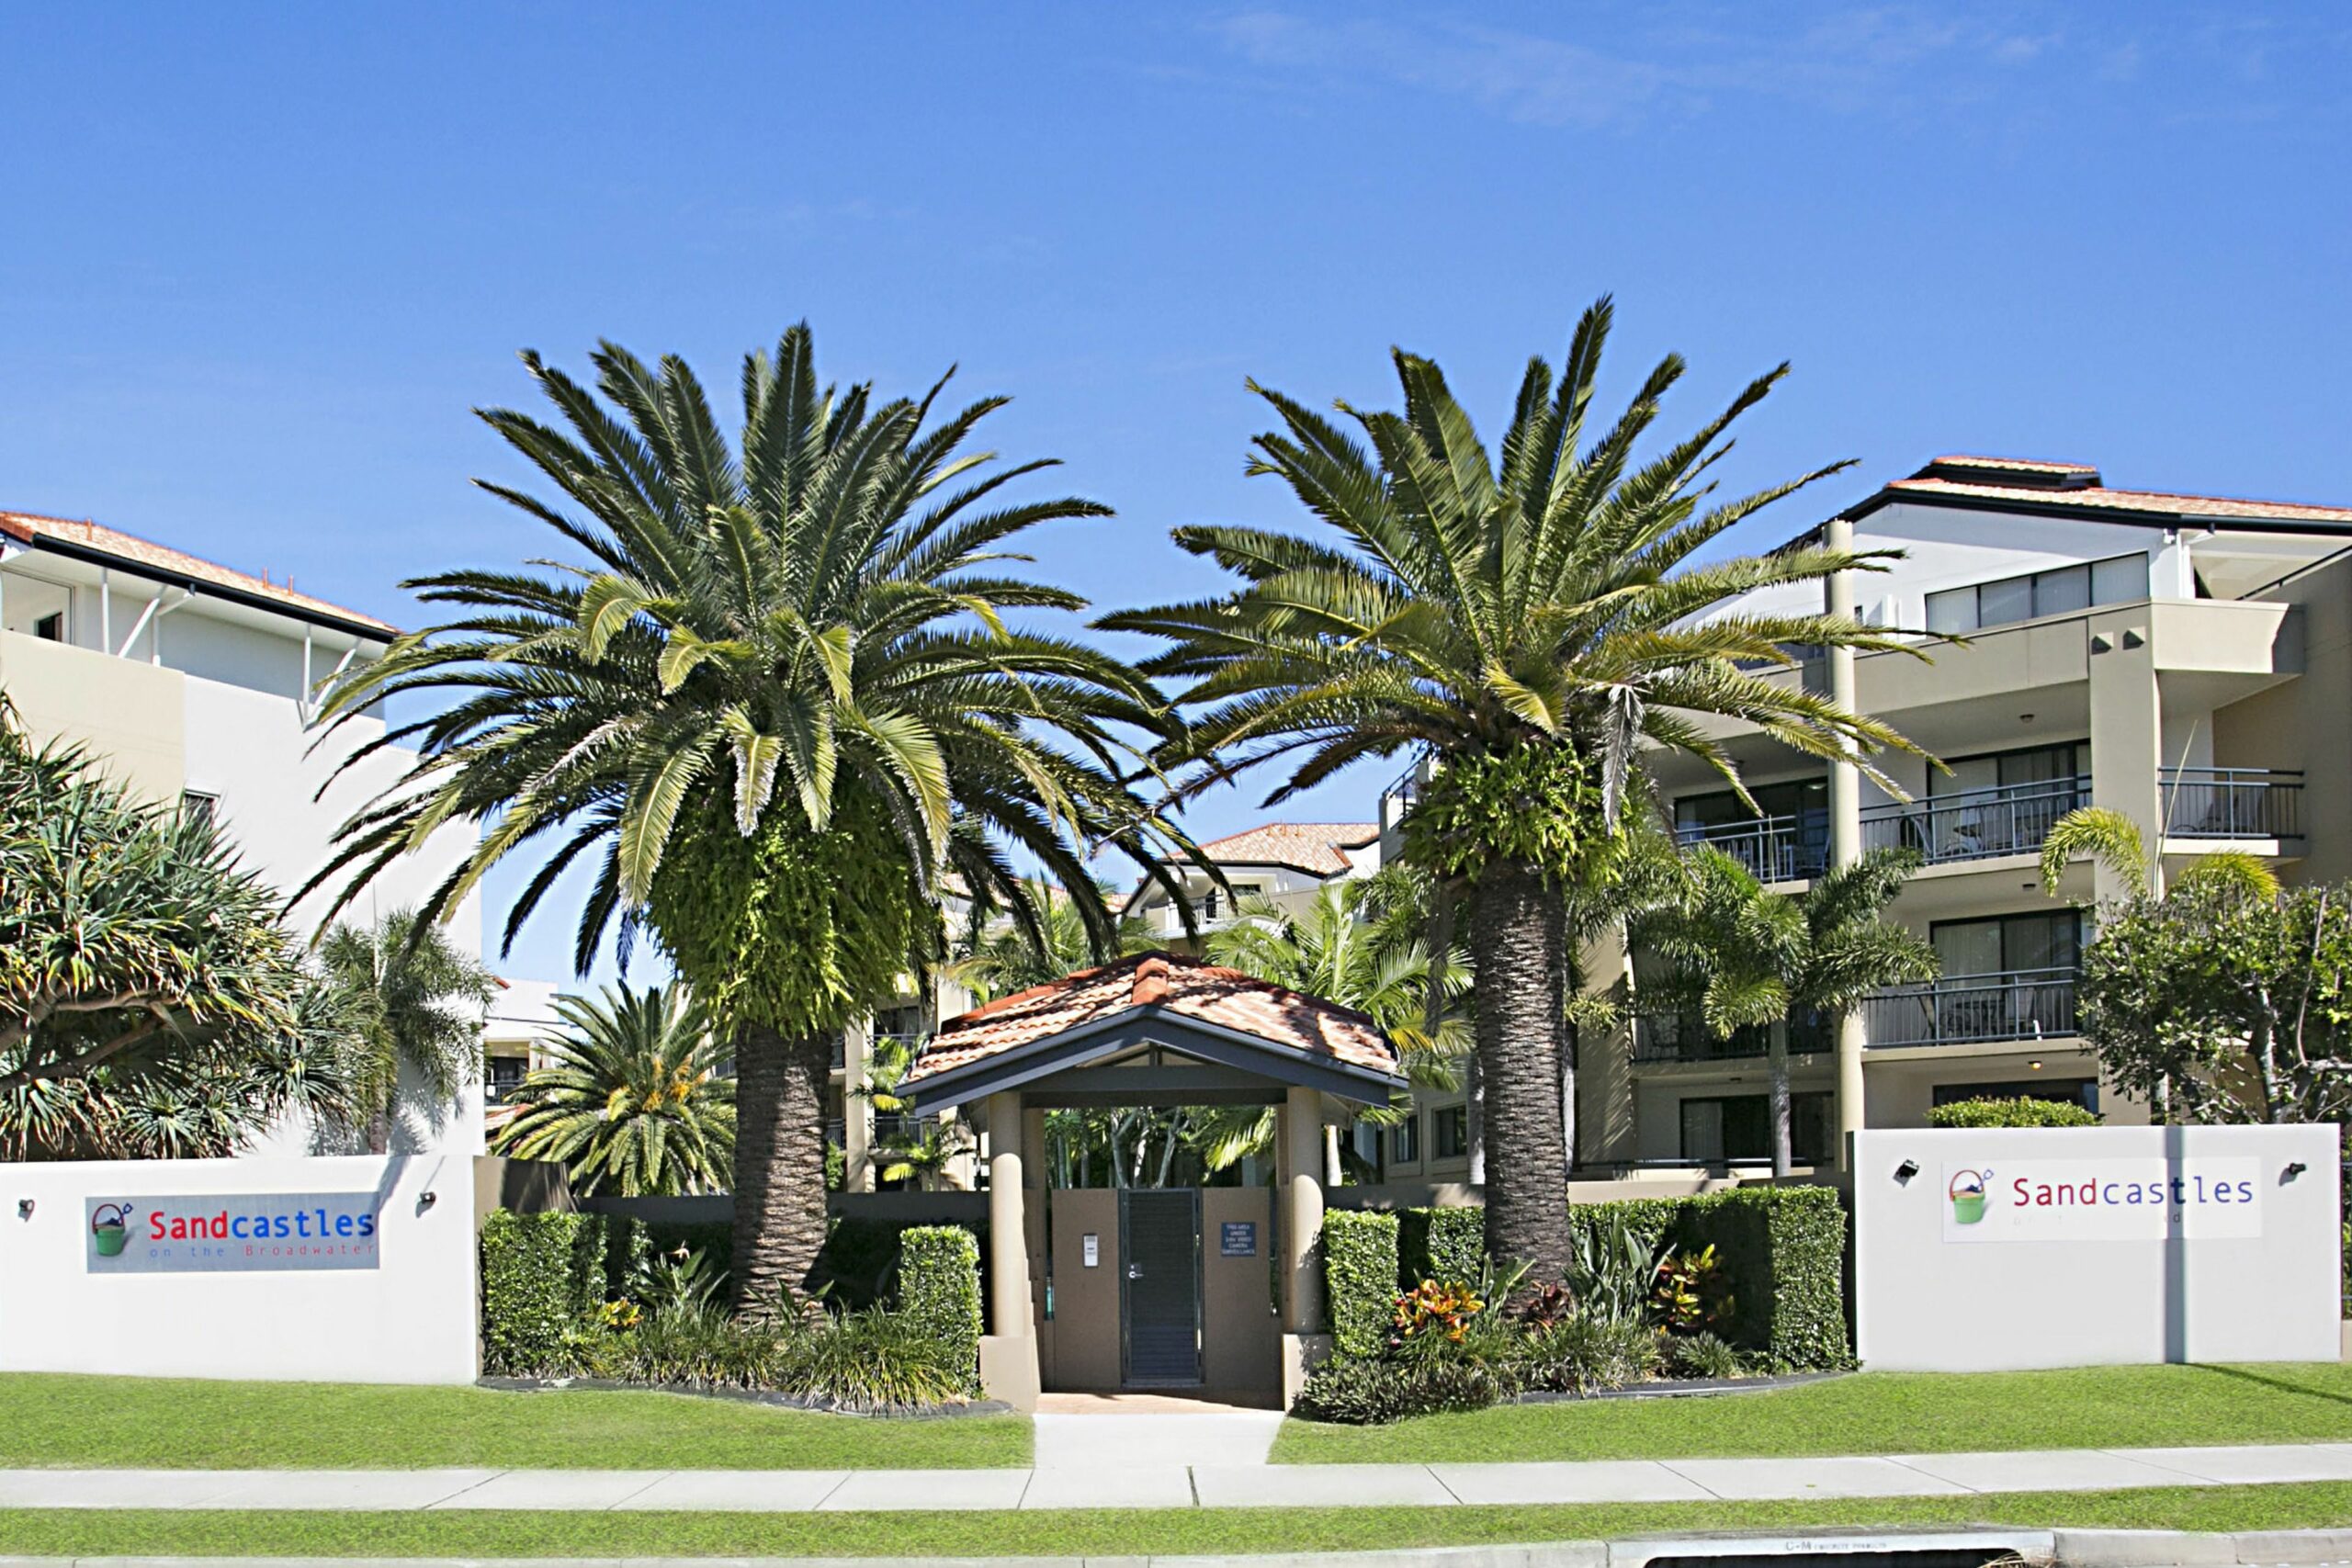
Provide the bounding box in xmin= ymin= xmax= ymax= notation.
xmin=1122 ymin=822 xmax=1384 ymax=949
xmin=0 ymin=509 xmax=498 ymax=1154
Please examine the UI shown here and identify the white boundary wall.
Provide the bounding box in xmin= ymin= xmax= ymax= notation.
xmin=1856 ymin=1125 xmax=2341 ymax=1371
xmin=0 ymin=1155 xmax=478 ymax=1384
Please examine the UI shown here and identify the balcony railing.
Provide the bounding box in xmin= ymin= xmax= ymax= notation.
xmin=1674 ymin=815 xmax=1827 ymax=884
xmin=2162 ymin=767 xmax=2304 ymax=840
xmin=1860 ymin=775 xmax=2089 ymax=865
xmin=1864 ymin=968 xmax=2078 ymax=1049
xmin=1634 ymin=1010 xmax=1832 ymax=1065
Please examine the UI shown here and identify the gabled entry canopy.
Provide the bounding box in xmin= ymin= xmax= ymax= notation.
xmin=903 ymin=953 xmax=1404 ymax=1115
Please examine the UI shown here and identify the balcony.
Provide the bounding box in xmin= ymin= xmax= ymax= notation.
xmin=1633 ymin=1010 xmax=1831 ymax=1065
xmin=1860 ymin=775 xmax=2089 ymax=866
xmin=1864 ymin=968 xmax=2078 ymax=1049
xmin=2162 ymin=767 xmax=2304 ymax=841
xmin=1673 ymin=816 xmax=1827 ymax=884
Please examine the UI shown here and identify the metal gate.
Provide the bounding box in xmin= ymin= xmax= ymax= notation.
xmin=1118 ymin=1188 xmax=1203 ymax=1388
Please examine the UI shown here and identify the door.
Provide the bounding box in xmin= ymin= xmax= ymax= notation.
xmin=1119 ymin=1188 xmax=1203 ymax=1388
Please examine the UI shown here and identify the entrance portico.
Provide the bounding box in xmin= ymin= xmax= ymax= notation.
xmin=903 ymin=953 xmax=1405 ymax=1410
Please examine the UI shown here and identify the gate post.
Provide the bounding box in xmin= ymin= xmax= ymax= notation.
xmin=1276 ymin=1085 xmax=1330 ymax=1404
xmin=978 ymin=1090 xmax=1041 ymax=1411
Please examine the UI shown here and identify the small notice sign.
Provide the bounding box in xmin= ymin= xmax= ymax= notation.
xmin=1220 ymin=1221 xmax=1258 ymax=1257
xmin=1082 ymin=1233 xmax=1099 ymax=1268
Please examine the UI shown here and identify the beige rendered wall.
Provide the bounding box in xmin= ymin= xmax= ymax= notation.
xmin=0 ymin=628 xmax=185 ymax=803
xmin=2231 ymin=555 xmax=2352 ymax=886
xmin=1045 ymin=1187 xmax=1120 ymax=1392
xmin=1201 ymin=1186 xmax=1278 ymax=1394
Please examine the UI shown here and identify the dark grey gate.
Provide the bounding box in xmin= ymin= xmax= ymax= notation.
xmin=1119 ymin=1188 xmax=1203 ymax=1388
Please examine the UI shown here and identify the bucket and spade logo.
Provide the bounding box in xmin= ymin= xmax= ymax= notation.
xmin=89 ymin=1202 xmax=134 ymax=1257
xmin=1948 ymin=1168 xmax=1991 ymax=1225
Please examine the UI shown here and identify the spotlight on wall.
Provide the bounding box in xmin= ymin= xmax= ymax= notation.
xmin=2029 ymin=1060 xmax=2043 ymax=1071
xmin=15 ymin=1199 xmax=30 ymax=1220
xmin=2285 ymin=1162 xmax=2309 ymax=1182
xmin=1894 ymin=1159 xmax=1919 ymax=1185
xmin=417 ymin=1190 xmax=438 ymax=1213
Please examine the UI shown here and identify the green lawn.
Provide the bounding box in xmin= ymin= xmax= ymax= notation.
xmin=6 ymin=1484 xmax=2352 ymax=1558
xmin=0 ymin=1375 xmax=1030 ymax=1471
xmin=1275 ymin=1363 xmax=2352 ymax=1465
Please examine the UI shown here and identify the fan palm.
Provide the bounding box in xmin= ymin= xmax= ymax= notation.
xmin=1634 ymin=845 xmax=1936 ymax=1175
xmin=315 ymin=909 xmax=495 ymax=1154
xmin=1102 ymin=298 xmax=1919 ymax=1280
xmin=308 ymin=325 xmax=1194 ymax=1306
xmin=490 ymin=982 xmax=732 ymax=1196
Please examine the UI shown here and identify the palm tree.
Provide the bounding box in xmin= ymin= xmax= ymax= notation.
xmin=315 ymin=909 xmax=496 ymax=1153
xmin=1196 ymin=874 xmax=1467 ymax=1170
xmin=947 ymin=877 xmax=1155 ymax=1003
xmin=490 ymin=982 xmax=733 ymax=1196
xmin=1102 ymin=299 xmax=1918 ymax=1280
xmin=307 ymin=326 xmax=1195 ymax=1308
xmin=1634 ymin=845 xmax=1935 ymax=1175
xmin=2039 ymin=807 xmax=2278 ymax=903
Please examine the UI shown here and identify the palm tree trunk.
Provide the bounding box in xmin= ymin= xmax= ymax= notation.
xmin=1768 ymin=1032 xmax=1792 ymax=1179
xmin=1469 ymin=860 xmax=1571 ymax=1285
xmin=730 ymin=1021 xmax=834 ymax=1317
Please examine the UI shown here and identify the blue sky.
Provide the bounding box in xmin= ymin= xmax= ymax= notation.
xmin=4 ymin=5 xmax=2347 ymax=984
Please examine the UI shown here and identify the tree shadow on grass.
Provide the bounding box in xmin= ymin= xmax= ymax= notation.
xmin=2193 ymin=1363 xmax=2352 ymax=1411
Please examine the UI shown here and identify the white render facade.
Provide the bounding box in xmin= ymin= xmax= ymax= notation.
xmin=0 ymin=510 xmax=498 ymax=1156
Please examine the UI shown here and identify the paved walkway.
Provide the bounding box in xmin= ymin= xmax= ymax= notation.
xmin=5 ymin=1441 xmax=2352 ymax=1512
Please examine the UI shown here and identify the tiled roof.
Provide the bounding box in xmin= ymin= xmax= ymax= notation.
xmin=1186 ymin=822 xmax=1380 ymax=876
xmin=907 ymin=953 xmax=1399 ymax=1082
xmin=0 ymin=511 xmax=398 ymax=635
xmin=1882 ymin=476 xmax=2352 ymax=525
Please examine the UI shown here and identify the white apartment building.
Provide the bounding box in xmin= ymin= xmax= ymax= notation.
xmin=1122 ymin=822 xmax=1385 ymax=947
xmin=0 ymin=509 xmax=498 ymax=1155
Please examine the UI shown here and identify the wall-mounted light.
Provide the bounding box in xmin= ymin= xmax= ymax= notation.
xmin=1894 ymin=1159 xmax=1919 ymax=1185
xmin=2285 ymin=1162 xmax=2308 ymax=1182
xmin=2029 ymin=1060 xmax=2043 ymax=1071
xmin=15 ymin=1199 xmax=31 ymax=1220
xmin=416 ymin=1190 xmax=438 ymax=1213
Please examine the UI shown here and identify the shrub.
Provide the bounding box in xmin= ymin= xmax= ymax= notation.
xmin=779 ymin=1304 xmax=976 ymax=1411
xmin=1926 ymin=1096 xmax=2101 ymax=1128
xmin=1566 ymin=1210 xmax=1667 ymax=1325
xmin=897 ymin=1225 xmax=982 ymax=1395
xmin=1664 ymin=1329 xmax=1746 ymax=1381
xmin=1398 ymin=1206 xmax=1482 ymax=1289
xmin=1652 ymin=1244 xmax=1734 ymax=1335
xmin=1292 ymin=1358 xmax=1501 ymax=1425
xmin=1514 ymin=1313 xmax=1657 ymax=1395
xmin=481 ymin=1211 xmax=608 ymax=1375
xmin=1323 ymin=1210 xmax=1400 ymax=1359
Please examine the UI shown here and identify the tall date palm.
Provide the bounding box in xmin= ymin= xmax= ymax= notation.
xmin=1104 ymin=299 xmax=1919 ymax=1282
xmin=308 ymin=326 xmax=1194 ymax=1307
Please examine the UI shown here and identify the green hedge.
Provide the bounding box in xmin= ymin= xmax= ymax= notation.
xmin=1926 ymin=1096 xmax=2100 ymax=1128
xmin=1398 ymin=1206 xmax=1483 ymax=1287
xmin=1322 ymin=1188 xmax=1851 ymax=1373
xmin=897 ymin=1225 xmax=984 ymax=1393
xmin=481 ymin=1211 xmax=607 ymax=1374
xmin=1323 ymin=1210 xmax=1400 ymax=1359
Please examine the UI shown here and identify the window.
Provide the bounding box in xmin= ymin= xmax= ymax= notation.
xmin=1673 ymin=777 xmax=1830 ymax=879
xmin=1432 ymin=1103 xmax=1468 ymax=1159
xmin=33 ymin=611 xmax=65 ymax=642
xmin=1930 ymin=742 xmax=2084 ymax=798
xmin=178 ymin=791 xmax=219 ymax=828
xmin=1925 ymin=553 xmax=2150 ymax=635
xmin=1930 ymin=910 xmax=2081 ymax=977
xmin=1932 ymin=1078 xmax=2098 ymax=1111
xmin=1678 ymin=1092 xmax=1833 ymax=1165
xmin=484 ymin=1056 xmax=528 ymax=1103
xmin=1390 ymin=1111 xmax=1420 ymax=1165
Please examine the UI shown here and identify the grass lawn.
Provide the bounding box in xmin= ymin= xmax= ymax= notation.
xmin=1275 ymin=1363 xmax=2352 ymax=1465
xmin=0 ymin=1375 xmax=1029 ymax=1471
xmin=6 ymin=1484 xmax=2352 ymax=1558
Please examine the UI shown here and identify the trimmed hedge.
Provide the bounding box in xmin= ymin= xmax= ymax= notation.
xmin=898 ymin=1225 xmax=984 ymax=1394
xmin=1398 ymin=1205 xmax=1483 ymax=1288
xmin=1323 ymin=1210 xmax=1400 ymax=1359
xmin=1926 ymin=1096 xmax=2100 ymax=1128
xmin=1325 ymin=1187 xmax=1851 ymax=1373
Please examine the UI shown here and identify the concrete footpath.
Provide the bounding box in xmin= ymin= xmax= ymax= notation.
xmin=4 ymin=1438 xmax=2352 ymax=1512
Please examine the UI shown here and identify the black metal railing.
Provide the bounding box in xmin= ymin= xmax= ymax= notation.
xmin=1633 ymin=1010 xmax=1833 ymax=1064
xmin=1860 ymin=775 xmax=2090 ymax=865
xmin=483 ymin=1065 xmax=528 ymax=1104
xmin=870 ymin=1111 xmax=930 ymax=1149
xmin=1673 ymin=815 xmax=1828 ymax=883
xmin=2162 ymin=767 xmax=2304 ymax=840
xmin=1864 ymin=968 xmax=2078 ymax=1048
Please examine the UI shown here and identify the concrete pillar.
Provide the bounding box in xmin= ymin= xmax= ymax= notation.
xmin=2089 ymin=610 xmax=2165 ymax=900
xmin=841 ymin=1020 xmax=873 ymax=1193
xmin=1825 ymin=518 xmax=1867 ymax=1169
xmin=1278 ymin=1086 xmax=1326 ymax=1334
xmin=978 ymin=1090 xmax=1041 ymax=1412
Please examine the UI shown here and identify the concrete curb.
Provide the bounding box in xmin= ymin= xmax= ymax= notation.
xmin=6 ymin=1532 xmax=2352 ymax=1567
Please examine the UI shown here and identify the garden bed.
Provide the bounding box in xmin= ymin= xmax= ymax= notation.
xmin=476 ymin=1374 xmax=1012 ymax=1419
xmin=1509 ymin=1368 xmax=1850 ymax=1404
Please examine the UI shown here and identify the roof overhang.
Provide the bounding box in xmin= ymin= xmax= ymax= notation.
xmin=905 ymin=1004 xmax=1405 ymax=1117
xmin=4 ymin=526 xmax=399 ymax=644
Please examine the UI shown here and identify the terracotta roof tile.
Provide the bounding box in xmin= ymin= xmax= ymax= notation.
xmin=1883 ymin=476 xmax=2352 ymax=525
xmin=1185 ymin=822 xmax=1380 ymax=876
xmin=907 ymin=952 xmax=1398 ymax=1082
xmin=0 ymin=511 xmax=398 ymax=635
